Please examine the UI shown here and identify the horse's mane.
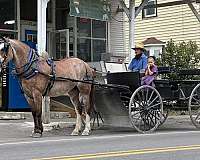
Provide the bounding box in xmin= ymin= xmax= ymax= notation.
xmin=9 ymin=39 xmax=29 ymax=54
xmin=10 ymin=39 xmax=49 ymax=59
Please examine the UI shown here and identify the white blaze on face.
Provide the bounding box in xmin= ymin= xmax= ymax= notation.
xmin=0 ymin=43 xmax=4 ymax=63
xmin=0 ymin=43 xmax=4 ymax=50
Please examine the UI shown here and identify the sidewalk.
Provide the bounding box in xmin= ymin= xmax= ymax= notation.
xmin=0 ymin=111 xmax=76 ymax=141
xmin=0 ymin=111 xmax=71 ymax=120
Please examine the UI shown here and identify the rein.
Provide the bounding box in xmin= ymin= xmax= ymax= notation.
xmin=0 ymin=39 xmax=130 ymax=95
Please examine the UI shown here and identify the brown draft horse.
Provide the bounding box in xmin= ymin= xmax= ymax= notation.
xmin=0 ymin=38 xmax=95 ymax=137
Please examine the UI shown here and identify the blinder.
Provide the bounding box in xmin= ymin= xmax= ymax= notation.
xmin=0 ymin=38 xmax=10 ymax=75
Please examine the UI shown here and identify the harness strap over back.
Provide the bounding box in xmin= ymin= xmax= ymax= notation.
xmin=43 ymin=58 xmax=56 ymax=96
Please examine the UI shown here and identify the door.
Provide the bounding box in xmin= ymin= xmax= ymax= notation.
xmin=55 ymin=29 xmax=69 ymax=59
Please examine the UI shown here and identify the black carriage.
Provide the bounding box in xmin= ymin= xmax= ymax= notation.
xmin=93 ymin=63 xmax=200 ymax=133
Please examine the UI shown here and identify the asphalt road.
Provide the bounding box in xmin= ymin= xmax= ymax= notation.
xmin=1 ymin=116 xmax=200 ymax=160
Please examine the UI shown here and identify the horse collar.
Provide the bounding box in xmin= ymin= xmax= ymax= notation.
xmin=15 ymin=48 xmax=39 ymax=79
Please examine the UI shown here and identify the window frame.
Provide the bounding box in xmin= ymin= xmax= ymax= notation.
xmin=142 ymin=0 xmax=157 ymax=18
xmin=77 ymin=17 xmax=107 ymax=62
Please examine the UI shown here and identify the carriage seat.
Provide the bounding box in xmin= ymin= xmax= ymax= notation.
xmin=106 ymin=71 xmax=140 ymax=92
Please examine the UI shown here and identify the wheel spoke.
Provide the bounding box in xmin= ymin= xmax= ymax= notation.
xmin=147 ymin=110 xmax=156 ymax=128
xmin=147 ymin=102 xmax=161 ymax=110
xmin=137 ymin=92 xmax=145 ymax=106
xmin=192 ymin=96 xmax=200 ymax=104
xmin=132 ymin=99 xmax=143 ymax=108
xmin=148 ymin=90 xmax=155 ymax=103
xmin=148 ymin=110 xmax=161 ymax=121
xmin=194 ymin=112 xmax=200 ymax=121
xmin=145 ymin=87 xmax=149 ymax=104
xmin=130 ymin=110 xmax=143 ymax=117
xmin=148 ymin=95 xmax=159 ymax=107
xmin=141 ymin=88 xmax=147 ymax=105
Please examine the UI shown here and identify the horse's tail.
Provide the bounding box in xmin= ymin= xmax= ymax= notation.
xmin=89 ymin=83 xmax=95 ymax=114
xmin=89 ymin=66 xmax=96 ymax=114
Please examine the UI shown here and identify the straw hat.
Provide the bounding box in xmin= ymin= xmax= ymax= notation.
xmin=132 ymin=42 xmax=145 ymax=51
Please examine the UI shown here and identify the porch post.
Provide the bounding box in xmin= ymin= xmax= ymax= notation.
xmin=37 ymin=0 xmax=50 ymax=124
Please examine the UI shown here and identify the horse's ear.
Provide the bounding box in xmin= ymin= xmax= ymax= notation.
xmin=2 ymin=37 xmax=9 ymax=42
xmin=0 ymin=37 xmax=9 ymax=43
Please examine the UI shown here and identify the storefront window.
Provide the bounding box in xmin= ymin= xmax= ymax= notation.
xmin=93 ymin=40 xmax=106 ymax=61
xmin=77 ymin=38 xmax=91 ymax=62
xmin=77 ymin=17 xmax=107 ymax=62
xmin=0 ymin=0 xmax=17 ymax=30
xmin=77 ymin=18 xmax=91 ymax=38
xmin=92 ymin=20 xmax=106 ymax=39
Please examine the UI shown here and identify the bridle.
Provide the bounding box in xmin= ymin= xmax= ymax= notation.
xmin=0 ymin=39 xmax=10 ymax=75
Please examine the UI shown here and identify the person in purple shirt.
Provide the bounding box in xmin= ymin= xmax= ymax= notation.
xmin=141 ymin=56 xmax=158 ymax=85
xmin=128 ymin=42 xmax=148 ymax=72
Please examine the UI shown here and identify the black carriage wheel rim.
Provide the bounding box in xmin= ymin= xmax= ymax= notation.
xmin=189 ymin=84 xmax=200 ymax=128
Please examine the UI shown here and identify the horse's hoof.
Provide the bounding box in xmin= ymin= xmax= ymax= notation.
xmin=71 ymin=130 xmax=79 ymax=136
xmin=31 ymin=131 xmax=42 ymax=138
xmin=81 ymin=130 xmax=90 ymax=136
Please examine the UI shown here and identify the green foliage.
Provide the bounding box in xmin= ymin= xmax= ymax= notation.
xmin=157 ymin=39 xmax=200 ymax=79
xmin=158 ymin=39 xmax=200 ymax=69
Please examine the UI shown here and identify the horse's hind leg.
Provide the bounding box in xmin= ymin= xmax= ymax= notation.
xmin=68 ymin=87 xmax=82 ymax=136
xmin=80 ymin=92 xmax=91 ymax=136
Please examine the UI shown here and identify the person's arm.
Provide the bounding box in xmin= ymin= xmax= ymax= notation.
xmin=148 ymin=65 xmax=158 ymax=76
xmin=147 ymin=65 xmax=154 ymax=76
xmin=144 ymin=68 xmax=148 ymax=76
xmin=128 ymin=59 xmax=133 ymax=71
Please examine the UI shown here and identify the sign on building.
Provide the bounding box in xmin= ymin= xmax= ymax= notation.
xmin=69 ymin=0 xmax=111 ymax=21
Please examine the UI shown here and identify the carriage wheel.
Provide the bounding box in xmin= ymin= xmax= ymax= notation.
xmin=129 ymin=85 xmax=163 ymax=133
xmin=188 ymin=83 xmax=200 ymax=129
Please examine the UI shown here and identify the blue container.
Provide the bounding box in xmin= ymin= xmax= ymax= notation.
xmin=7 ymin=40 xmax=36 ymax=109
xmin=8 ymin=62 xmax=30 ymax=109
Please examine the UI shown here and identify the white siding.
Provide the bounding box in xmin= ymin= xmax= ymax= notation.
xmin=110 ymin=0 xmax=128 ymax=57
xmin=123 ymin=0 xmax=200 ymax=54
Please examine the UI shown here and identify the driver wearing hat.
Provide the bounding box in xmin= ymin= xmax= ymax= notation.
xmin=128 ymin=42 xmax=147 ymax=72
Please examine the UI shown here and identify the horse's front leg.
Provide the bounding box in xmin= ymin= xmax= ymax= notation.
xmin=28 ymin=91 xmax=43 ymax=138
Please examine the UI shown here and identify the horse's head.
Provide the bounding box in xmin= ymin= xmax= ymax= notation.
xmin=0 ymin=37 xmax=13 ymax=75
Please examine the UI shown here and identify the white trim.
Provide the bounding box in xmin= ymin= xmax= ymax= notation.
xmin=143 ymin=0 xmax=157 ymax=18
xmin=17 ymin=0 xmax=20 ymax=40
xmin=144 ymin=43 xmax=165 ymax=47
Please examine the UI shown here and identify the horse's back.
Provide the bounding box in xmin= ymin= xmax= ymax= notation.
xmin=55 ymin=57 xmax=94 ymax=78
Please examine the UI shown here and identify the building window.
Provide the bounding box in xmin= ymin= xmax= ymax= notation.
xmin=0 ymin=0 xmax=16 ymax=30
xmin=154 ymin=49 xmax=160 ymax=58
xmin=77 ymin=17 xmax=107 ymax=62
xmin=143 ymin=0 xmax=157 ymax=18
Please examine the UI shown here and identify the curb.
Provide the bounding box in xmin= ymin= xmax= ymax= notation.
xmin=0 ymin=112 xmax=71 ymax=120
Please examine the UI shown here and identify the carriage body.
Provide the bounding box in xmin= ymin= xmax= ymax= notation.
xmin=94 ymin=64 xmax=200 ymax=133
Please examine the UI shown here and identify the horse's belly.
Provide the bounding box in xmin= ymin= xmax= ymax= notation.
xmin=48 ymin=82 xmax=75 ymax=97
